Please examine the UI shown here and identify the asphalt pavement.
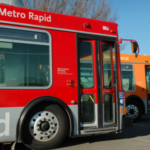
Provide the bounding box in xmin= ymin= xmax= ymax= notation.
xmin=56 ymin=115 xmax=150 ymax=150
xmin=3 ymin=115 xmax=150 ymax=150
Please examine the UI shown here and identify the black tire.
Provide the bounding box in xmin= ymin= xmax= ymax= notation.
xmin=0 ymin=144 xmax=3 ymax=150
xmin=22 ymin=104 xmax=68 ymax=150
xmin=127 ymin=101 xmax=142 ymax=122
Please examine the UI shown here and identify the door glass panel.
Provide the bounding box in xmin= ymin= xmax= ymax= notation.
xmin=146 ymin=68 xmax=150 ymax=110
xmin=81 ymin=94 xmax=95 ymax=123
xmin=102 ymin=43 xmax=112 ymax=88
xmin=104 ymin=94 xmax=113 ymax=122
xmin=79 ymin=41 xmax=94 ymax=88
xmin=146 ymin=68 xmax=150 ymax=91
xmin=113 ymin=46 xmax=116 ymax=84
xmin=147 ymin=94 xmax=150 ymax=111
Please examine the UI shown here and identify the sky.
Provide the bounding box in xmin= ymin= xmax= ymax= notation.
xmin=113 ymin=0 xmax=150 ymax=55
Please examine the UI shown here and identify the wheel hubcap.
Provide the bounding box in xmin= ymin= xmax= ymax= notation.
xmin=130 ymin=109 xmax=134 ymax=114
xmin=40 ymin=121 xmax=50 ymax=132
xmin=29 ymin=111 xmax=59 ymax=141
xmin=127 ymin=104 xmax=139 ymax=119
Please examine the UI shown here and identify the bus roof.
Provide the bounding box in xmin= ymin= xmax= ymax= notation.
xmin=0 ymin=4 xmax=118 ymax=38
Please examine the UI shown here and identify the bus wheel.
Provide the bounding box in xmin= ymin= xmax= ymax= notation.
xmin=127 ymin=101 xmax=142 ymax=122
xmin=0 ymin=144 xmax=3 ymax=150
xmin=23 ymin=104 xmax=68 ymax=150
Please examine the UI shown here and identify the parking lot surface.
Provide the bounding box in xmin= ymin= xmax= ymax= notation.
xmin=4 ymin=115 xmax=150 ymax=150
xmin=56 ymin=115 xmax=150 ymax=150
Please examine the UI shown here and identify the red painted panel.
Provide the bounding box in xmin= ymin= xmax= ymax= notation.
xmin=79 ymin=39 xmax=98 ymax=104
xmin=0 ymin=28 xmax=78 ymax=107
xmin=0 ymin=4 xmax=123 ymax=109
xmin=0 ymin=4 xmax=118 ymax=37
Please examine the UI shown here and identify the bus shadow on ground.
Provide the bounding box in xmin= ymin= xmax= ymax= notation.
xmin=58 ymin=115 xmax=150 ymax=149
xmin=4 ymin=116 xmax=150 ymax=150
xmin=135 ymin=115 xmax=150 ymax=124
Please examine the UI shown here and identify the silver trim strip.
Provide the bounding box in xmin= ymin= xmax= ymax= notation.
xmin=0 ymin=38 xmax=49 ymax=46
xmin=142 ymin=98 xmax=148 ymax=114
xmin=0 ymin=25 xmax=52 ymax=89
xmin=119 ymin=106 xmax=124 ymax=130
xmin=0 ymin=20 xmax=117 ymax=38
xmin=0 ymin=107 xmax=24 ymax=142
xmin=68 ymin=105 xmax=78 ymax=135
xmin=81 ymin=127 xmax=117 ymax=135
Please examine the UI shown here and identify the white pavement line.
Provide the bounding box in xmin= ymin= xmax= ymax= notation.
xmin=134 ymin=124 xmax=149 ymax=126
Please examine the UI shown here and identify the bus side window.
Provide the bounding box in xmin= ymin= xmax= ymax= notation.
xmin=121 ymin=64 xmax=135 ymax=91
xmin=0 ymin=27 xmax=50 ymax=88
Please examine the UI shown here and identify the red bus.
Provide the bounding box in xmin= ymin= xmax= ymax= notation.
xmin=0 ymin=1 xmax=139 ymax=150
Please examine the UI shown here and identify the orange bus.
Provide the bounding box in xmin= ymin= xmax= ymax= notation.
xmin=120 ymin=54 xmax=150 ymax=122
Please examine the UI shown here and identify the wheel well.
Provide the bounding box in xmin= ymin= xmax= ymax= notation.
xmin=50 ymin=102 xmax=72 ymax=137
xmin=33 ymin=101 xmax=72 ymax=137
xmin=17 ymin=96 xmax=74 ymax=143
xmin=126 ymin=96 xmax=145 ymax=115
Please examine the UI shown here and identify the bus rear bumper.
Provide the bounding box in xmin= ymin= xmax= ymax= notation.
xmin=122 ymin=115 xmax=133 ymax=128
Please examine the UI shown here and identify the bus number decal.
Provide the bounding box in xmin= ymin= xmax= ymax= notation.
xmin=0 ymin=113 xmax=10 ymax=137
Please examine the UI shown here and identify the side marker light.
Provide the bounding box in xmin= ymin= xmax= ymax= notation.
xmin=120 ymin=108 xmax=122 ymax=114
xmin=124 ymin=107 xmax=127 ymax=114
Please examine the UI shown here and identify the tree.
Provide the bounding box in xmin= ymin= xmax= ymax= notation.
xmin=22 ymin=0 xmax=128 ymax=50
xmin=23 ymin=0 xmax=118 ymax=22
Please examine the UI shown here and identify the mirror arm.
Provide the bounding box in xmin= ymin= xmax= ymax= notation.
xmin=117 ymin=38 xmax=140 ymax=55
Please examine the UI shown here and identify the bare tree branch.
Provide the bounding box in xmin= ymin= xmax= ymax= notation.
xmin=23 ymin=0 xmax=118 ymax=22
xmin=22 ymin=0 xmax=126 ymax=49
xmin=120 ymin=42 xmax=129 ymax=51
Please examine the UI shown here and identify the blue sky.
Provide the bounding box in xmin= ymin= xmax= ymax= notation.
xmin=113 ymin=0 xmax=150 ymax=55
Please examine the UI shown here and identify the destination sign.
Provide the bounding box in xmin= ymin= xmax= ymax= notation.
xmin=0 ymin=7 xmax=51 ymax=23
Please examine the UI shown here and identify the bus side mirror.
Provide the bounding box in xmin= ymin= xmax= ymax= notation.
xmin=131 ymin=42 xmax=138 ymax=53
xmin=117 ymin=38 xmax=140 ymax=57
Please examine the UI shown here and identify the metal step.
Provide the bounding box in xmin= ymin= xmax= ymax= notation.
xmin=81 ymin=127 xmax=117 ymax=135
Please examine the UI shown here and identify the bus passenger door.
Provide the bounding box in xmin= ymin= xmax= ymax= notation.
xmin=78 ymin=38 xmax=117 ymax=133
xmin=100 ymin=41 xmax=116 ymax=127
xmin=78 ymin=39 xmax=99 ymax=129
xmin=145 ymin=66 xmax=150 ymax=113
